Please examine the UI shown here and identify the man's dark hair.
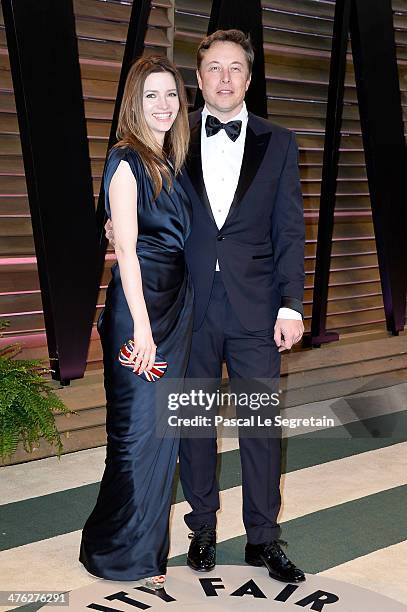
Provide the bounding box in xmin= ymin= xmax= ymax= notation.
xmin=196 ymin=29 xmax=254 ymax=74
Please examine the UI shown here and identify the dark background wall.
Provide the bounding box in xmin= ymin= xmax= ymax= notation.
xmin=0 ymin=0 xmax=406 ymax=370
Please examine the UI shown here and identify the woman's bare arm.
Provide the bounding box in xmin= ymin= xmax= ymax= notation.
xmin=108 ymin=160 xmax=156 ymax=373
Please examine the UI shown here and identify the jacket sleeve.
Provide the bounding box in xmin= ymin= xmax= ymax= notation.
xmin=271 ymin=131 xmax=305 ymax=317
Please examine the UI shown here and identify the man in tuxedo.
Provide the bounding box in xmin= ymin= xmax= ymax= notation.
xmin=106 ymin=29 xmax=305 ymax=583
xmin=178 ymin=29 xmax=305 ymax=584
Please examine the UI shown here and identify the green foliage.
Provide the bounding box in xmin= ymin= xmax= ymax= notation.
xmin=0 ymin=320 xmax=76 ymax=463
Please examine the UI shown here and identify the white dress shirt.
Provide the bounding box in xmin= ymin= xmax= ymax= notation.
xmin=200 ymin=103 xmax=302 ymax=322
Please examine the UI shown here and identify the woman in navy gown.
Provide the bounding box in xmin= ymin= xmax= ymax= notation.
xmin=79 ymin=56 xmax=193 ymax=588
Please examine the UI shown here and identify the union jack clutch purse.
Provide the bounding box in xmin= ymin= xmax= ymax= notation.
xmin=118 ymin=339 xmax=168 ymax=382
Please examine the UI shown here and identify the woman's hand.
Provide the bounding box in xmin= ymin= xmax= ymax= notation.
xmin=130 ymin=322 xmax=156 ymax=375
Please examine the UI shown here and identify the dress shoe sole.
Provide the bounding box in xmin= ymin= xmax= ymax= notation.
xmin=245 ymin=555 xmax=306 ymax=583
xmin=187 ymin=558 xmax=216 ymax=572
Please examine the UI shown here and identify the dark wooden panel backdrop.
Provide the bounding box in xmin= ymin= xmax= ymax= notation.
xmin=0 ymin=0 xmax=406 ymax=370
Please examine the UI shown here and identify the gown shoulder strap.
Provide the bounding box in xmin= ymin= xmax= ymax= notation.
xmin=103 ymin=146 xmax=145 ymax=218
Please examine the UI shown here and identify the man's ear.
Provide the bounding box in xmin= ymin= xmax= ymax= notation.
xmin=245 ymin=74 xmax=252 ymax=92
xmin=196 ymin=68 xmax=203 ymax=90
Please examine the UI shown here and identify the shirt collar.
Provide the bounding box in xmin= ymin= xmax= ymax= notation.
xmin=201 ymin=101 xmax=248 ymax=126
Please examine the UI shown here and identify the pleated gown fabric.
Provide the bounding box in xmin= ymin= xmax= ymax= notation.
xmin=79 ymin=146 xmax=193 ymax=581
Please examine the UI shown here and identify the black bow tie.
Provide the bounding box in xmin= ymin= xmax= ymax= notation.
xmin=205 ymin=115 xmax=242 ymax=142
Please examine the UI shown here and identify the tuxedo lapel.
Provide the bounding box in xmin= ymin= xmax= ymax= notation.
xmin=185 ymin=112 xmax=272 ymax=228
xmin=185 ymin=120 xmax=216 ymax=225
xmin=222 ymin=117 xmax=272 ymax=227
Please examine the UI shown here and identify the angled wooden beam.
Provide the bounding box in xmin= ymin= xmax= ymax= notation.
xmin=350 ymin=0 xmax=407 ymax=335
xmin=2 ymin=0 xmax=153 ymax=383
xmin=2 ymin=0 xmax=98 ymax=383
xmin=309 ymin=0 xmax=351 ymax=347
xmin=310 ymin=0 xmax=406 ymax=346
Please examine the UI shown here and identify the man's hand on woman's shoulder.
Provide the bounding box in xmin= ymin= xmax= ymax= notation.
xmin=105 ymin=219 xmax=115 ymax=247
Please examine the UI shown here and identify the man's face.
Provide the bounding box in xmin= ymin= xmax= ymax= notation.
xmin=196 ymin=41 xmax=251 ymax=121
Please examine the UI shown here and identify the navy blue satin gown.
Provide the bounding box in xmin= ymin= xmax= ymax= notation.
xmin=79 ymin=146 xmax=193 ymax=581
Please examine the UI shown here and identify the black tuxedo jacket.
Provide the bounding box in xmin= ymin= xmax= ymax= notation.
xmin=179 ymin=109 xmax=305 ymax=332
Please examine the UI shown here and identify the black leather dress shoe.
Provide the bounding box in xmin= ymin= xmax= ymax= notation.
xmin=187 ymin=524 xmax=216 ymax=572
xmin=245 ymin=540 xmax=306 ymax=583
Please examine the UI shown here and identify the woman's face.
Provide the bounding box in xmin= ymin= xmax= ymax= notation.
xmin=142 ymin=71 xmax=180 ymax=144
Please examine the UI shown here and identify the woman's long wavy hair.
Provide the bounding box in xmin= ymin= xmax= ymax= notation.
xmin=113 ymin=55 xmax=190 ymax=198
